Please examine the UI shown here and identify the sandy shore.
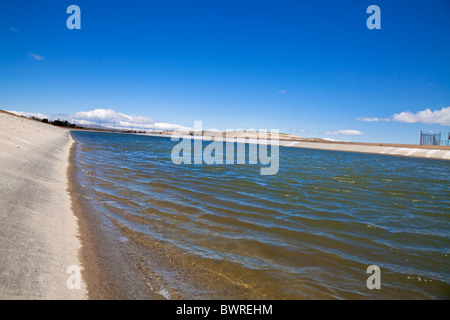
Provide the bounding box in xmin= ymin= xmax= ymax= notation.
xmin=68 ymin=143 xmax=161 ymax=300
xmin=148 ymin=132 xmax=450 ymax=160
xmin=0 ymin=111 xmax=87 ymax=299
xmin=281 ymin=140 xmax=450 ymax=160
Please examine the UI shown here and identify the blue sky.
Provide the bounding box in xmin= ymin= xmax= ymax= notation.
xmin=1 ymin=0 xmax=449 ymax=143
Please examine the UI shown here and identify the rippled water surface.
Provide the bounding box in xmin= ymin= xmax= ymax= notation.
xmin=71 ymin=131 xmax=450 ymax=299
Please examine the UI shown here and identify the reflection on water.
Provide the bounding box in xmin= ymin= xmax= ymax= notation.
xmin=71 ymin=131 xmax=450 ymax=299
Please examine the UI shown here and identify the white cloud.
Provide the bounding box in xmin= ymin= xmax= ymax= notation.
xmin=392 ymin=106 xmax=450 ymax=126
xmin=71 ymin=109 xmax=136 ymax=124
xmin=325 ymin=129 xmax=364 ymax=136
xmin=8 ymin=110 xmax=48 ymax=119
xmin=68 ymin=108 xmax=192 ymax=131
xmin=357 ymin=117 xmax=390 ymax=122
xmin=296 ymin=129 xmax=308 ymax=133
xmin=9 ymin=27 xmax=19 ymax=32
xmin=357 ymin=106 xmax=450 ymax=126
xmin=279 ymin=90 xmax=287 ymax=94
xmin=29 ymin=53 xmax=45 ymax=61
xmin=7 ymin=108 xmax=192 ymax=132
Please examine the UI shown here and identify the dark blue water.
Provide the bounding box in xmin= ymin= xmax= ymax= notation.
xmin=71 ymin=130 xmax=450 ymax=299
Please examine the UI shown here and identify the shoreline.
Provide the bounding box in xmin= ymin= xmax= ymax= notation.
xmin=0 ymin=112 xmax=86 ymax=299
xmin=67 ymin=125 xmax=450 ymax=160
xmin=68 ymin=133 xmax=162 ymax=299
xmin=143 ymin=132 xmax=450 ymax=161
xmin=283 ymin=140 xmax=450 ymax=160
xmin=0 ymin=110 xmax=175 ymax=300
xmin=68 ymin=128 xmax=450 ymax=160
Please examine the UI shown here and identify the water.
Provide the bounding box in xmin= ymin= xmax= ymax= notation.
xmin=71 ymin=131 xmax=450 ymax=299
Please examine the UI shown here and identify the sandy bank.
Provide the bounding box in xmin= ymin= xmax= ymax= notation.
xmin=282 ymin=140 xmax=450 ymax=160
xmin=0 ymin=111 xmax=87 ymax=299
xmin=148 ymin=132 xmax=450 ymax=161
